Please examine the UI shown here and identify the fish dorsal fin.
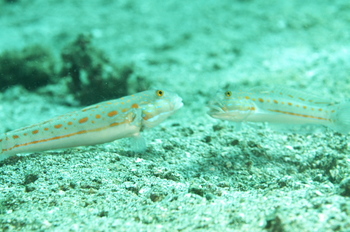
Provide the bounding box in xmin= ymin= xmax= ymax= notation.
xmin=249 ymin=86 xmax=335 ymax=106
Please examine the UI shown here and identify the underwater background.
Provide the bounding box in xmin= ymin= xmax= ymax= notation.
xmin=1 ymin=0 xmax=350 ymax=231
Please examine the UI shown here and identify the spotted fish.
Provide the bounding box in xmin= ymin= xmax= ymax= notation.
xmin=0 ymin=89 xmax=183 ymax=160
xmin=208 ymin=86 xmax=350 ymax=133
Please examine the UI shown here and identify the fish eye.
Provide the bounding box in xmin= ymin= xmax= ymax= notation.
xmin=156 ymin=90 xmax=164 ymax=97
xmin=225 ymin=91 xmax=232 ymax=97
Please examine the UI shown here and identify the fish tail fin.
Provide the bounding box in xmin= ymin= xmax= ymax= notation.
xmin=330 ymin=102 xmax=350 ymax=133
xmin=0 ymin=135 xmax=14 ymax=161
xmin=130 ymin=134 xmax=147 ymax=153
xmin=0 ymin=137 xmax=3 ymax=159
xmin=0 ymin=140 xmax=11 ymax=161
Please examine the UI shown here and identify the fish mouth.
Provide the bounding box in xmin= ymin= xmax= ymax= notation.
xmin=207 ymin=101 xmax=225 ymax=117
xmin=172 ymin=96 xmax=184 ymax=111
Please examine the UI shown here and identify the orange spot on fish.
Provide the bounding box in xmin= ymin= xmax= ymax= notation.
xmin=122 ymin=108 xmax=129 ymax=113
xmin=13 ymin=135 xmax=19 ymax=139
xmin=32 ymin=130 xmax=39 ymax=134
xmin=303 ymin=106 xmax=307 ymax=109
xmin=132 ymin=103 xmax=139 ymax=108
xmin=273 ymin=100 xmax=278 ymax=104
xmin=54 ymin=124 xmax=63 ymax=129
xmin=79 ymin=117 xmax=89 ymax=123
xmin=108 ymin=111 xmax=118 ymax=117
xmin=142 ymin=114 xmax=149 ymax=120
xmin=44 ymin=128 xmax=49 ymax=131
xmin=288 ymin=102 xmax=293 ymax=106
xmin=110 ymin=122 xmax=120 ymax=127
xmin=95 ymin=114 xmax=101 ymax=119
xmin=245 ymin=96 xmax=250 ymax=100
xmin=258 ymin=98 xmax=264 ymax=103
xmin=68 ymin=122 xmax=73 ymax=125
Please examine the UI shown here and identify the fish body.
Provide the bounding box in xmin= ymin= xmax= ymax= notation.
xmin=0 ymin=89 xmax=183 ymax=160
xmin=208 ymin=87 xmax=350 ymax=133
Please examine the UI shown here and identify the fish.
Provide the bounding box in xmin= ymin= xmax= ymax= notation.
xmin=208 ymin=86 xmax=350 ymax=133
xmin=0 ymin=89 xmax=183 ymax=160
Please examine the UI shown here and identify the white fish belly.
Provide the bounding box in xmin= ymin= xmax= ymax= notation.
xmin=1 ymin=123 xmax=140 ymax=157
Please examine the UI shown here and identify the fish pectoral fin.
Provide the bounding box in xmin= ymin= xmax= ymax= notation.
xmin=125 ymin=109 xmax=143 ymax=128
xmin=130 ymin=134 xmax=147 ymax=153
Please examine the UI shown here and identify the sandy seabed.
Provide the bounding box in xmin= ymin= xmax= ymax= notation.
xmin=1 ymin=0 xmax=350 ymax=231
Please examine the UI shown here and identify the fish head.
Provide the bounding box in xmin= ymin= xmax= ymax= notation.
xmin=208 ymin=90 xmax=253 ymax=122
xmin=141 ymin=89 xmax=183 ymax=128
